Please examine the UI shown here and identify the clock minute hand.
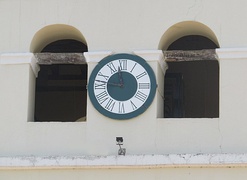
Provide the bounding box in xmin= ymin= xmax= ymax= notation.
xmin=118 ymin=67 xmax=124 ymax=86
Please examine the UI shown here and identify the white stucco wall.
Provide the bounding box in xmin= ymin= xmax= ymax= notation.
xmin=0 ymin=0 xmax=247 ymax=156
xmin=0 ymin=0 xmax=247 ymax=52
xmin=1 ymin=49 xmax=247 ymax=157
xmin=2 ymin=0 xmax=247 ymax=178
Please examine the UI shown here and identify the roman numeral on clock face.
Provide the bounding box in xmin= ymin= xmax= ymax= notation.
xmin=118 ymin=102 xmax=125 ymax=113
xmin=136 ymin=71 xmax=147 ymax=79
xmin=97 ymin=72 xmax=109 ymax=80
xmin=135 ymin=91 xmax=148 ymax=102
xmin=105 ymin=98 xmax=116 ymax=111
xmin=107 ymin=62 xmax=117 ymax=74
xmin=138 ymin=83 xmax=150 ymax=89
xmin=119 ymin=60 xmax=127 ymax=70
xmin=95 ymin=80 xmax=106 ymax=89
xmin=96 ymin=91 xmax=109 ymax=104
xmin=130 ymin=100 xmax=137 ymax=110
xmin=130 ymin=62 xmax=137 ymax=73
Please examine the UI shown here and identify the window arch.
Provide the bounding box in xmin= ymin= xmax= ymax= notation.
xmin=158 ymin=21 xmax=219 ymax=50
xmin=30 ymin=24 xmax=87 ymax=53
xmin=32 ymin=25 xmax=88 ymax=122
xmin=160 ymin=22 xmax=219 ymax=118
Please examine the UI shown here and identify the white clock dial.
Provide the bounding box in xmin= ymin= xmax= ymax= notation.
xmin=88 ymin=54 xmax=156 ymax=120
xmin=93 ymin=59 xmax=151 ymax=114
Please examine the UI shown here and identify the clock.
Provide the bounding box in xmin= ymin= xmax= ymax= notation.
xmin=88 ymin=53 xmax=157 ymax=120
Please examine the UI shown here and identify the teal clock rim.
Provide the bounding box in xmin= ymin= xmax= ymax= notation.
xmin=88 ymin=53 xmax=157 ymax=120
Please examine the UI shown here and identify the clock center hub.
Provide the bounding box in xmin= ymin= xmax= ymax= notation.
xmin=107 ymin=72 xmax=137 ymax=101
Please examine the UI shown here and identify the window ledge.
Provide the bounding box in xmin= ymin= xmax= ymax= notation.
xmin=1 ymin=153 xmax=247 ymax=170
xmin=27 ymin=121 xmax=87 ymax=124
xmin=0 ymin=53 xmax=39 ymax=77
xmin=216 ymin=47 xmax=247 ymax=60
xmin=157 ymin=118 xmax=219 ymax=121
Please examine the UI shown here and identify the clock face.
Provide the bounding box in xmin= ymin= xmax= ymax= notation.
xmin=88 ymin=54 xmax=157 ymax=120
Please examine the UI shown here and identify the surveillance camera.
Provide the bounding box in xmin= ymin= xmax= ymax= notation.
xmin=116 ymin=137 xmax=123 ymax=143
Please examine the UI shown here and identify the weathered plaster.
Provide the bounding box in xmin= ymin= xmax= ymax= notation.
xmin=1 ymin=154 xmax=247 ymax=169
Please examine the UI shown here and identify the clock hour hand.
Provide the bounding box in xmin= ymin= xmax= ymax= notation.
xmin=95 ymin=80 xmax=122 ymax=87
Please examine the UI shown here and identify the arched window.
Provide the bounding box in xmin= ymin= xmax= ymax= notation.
xmin=34 ymin=39 xmax=88 ymax=122
xmin=164 ymin=35 xmax=219 ymax=118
